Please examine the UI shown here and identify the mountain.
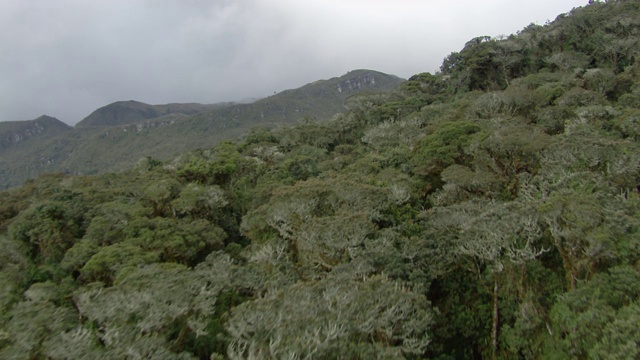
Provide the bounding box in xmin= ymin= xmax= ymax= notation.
xmin=158 ymin=69 xmax=403 ymax=140
xmin=0 ymin=117 xmax=75 ymax=189
xmin=79 ymin=69 xmax=401 ymax=128
xmin=0 ymin=115 xmax=71 ymax=150
xmin=76 ymin=101 xmax=233 ymax=127
xmin=0 ymin=69 xmax=403 ymax=189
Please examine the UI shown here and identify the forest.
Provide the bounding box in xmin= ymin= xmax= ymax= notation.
xmin=1 ymin=1 xmax=640 ymax=359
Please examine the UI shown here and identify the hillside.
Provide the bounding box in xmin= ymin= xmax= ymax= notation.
xmin=0 ymin=69 xmax=403 ymax=189
xmin=1 ymin=1 xmax=640 ymax=358
xmin=0 ymin=115 xmax=71 ymax=150
xmin=0 ymin=116 xmax=74 ymax=189
xmin=75 ymin=100 xmax=233 ymax=127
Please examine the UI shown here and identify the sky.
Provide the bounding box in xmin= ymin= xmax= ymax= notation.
xmin=1 ymin=0 xmax=587 ymax=125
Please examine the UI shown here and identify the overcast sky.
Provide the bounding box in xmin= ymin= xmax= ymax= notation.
xmin=1 ymin=0 xmax=586 ymax=125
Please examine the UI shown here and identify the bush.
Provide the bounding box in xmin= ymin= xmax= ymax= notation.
xmin=556 ymin=87 xmax=607 ymax=107
xmin=618 ymin=92 xmax=640 ymax=108
xmin=583 ymin=68 xmax=617 ymax=95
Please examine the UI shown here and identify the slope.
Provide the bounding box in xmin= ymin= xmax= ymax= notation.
xmin=0 ymin=116 xmax=71 ymax=151
xmin=75 ymin=100 xmax=233 ymax=127
xmin=0 ymin=69 xmax=403 ymax=189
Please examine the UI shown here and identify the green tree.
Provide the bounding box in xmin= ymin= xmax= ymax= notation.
xmin=546 ymin=266 xmax=640 ymax=358
xmin=425 ymin=199 xmax=546 ymax=359
xmin=226 ymin=274 xmax=433 ymax=359
xmin=171 ymin=183 xmax=228 ymax=218
xmin=412 ymin=121 xmax=483 ymax=178
xmin=74 ymin=259 xmax=231 ymax=359
xmin=0 ymin=298 xmax=78 ymax=358
xmin=141 ymin=177 xmax=182 ymax=216
xmin=8 ymin=202 xmax=83 ymax=264
xmin=0 ymin=236 xmax=29 ymax=313
xmin=79 ymin=242 xmax=159 ymax=284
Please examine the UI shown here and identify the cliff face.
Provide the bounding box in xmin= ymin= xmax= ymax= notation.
xmin=2 ymin=122 xmax=46 ymax=145
xmin=336 ymin=72 xmax=378 ymax=93
xmin=0 ymin=116 xmax=71 ymax=150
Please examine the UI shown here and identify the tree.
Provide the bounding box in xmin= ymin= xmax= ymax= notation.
xmin=79 ymin=242 xmax=159 ymax=284
xmin=538 ymin=188 xmax=632 ymax=289
xmin=547 ymin=266 xmax=640 ymax=358
xmin=170 ymin=183 xmax=228 ymax=218
xmin=529 ymin=131 xmax=640 ymax=289
xmin=425 ymin=199 xmax=546 ymax=359
xmin=141 ymin=177 xmax=181 ymax=217
xmin=0 ymin=297 xmax=78 ymax=358
xmin=74 ymin=256 xmax=241 ymax=359
xmin=583 ymin=68 xmax=617 ymax=96
xmin=589 ymin=302 xmax=640 ymax=360
xmin=226 ymin=273 xmax=433 ymax=359
xmin=412 ymin=121 xmax=483 ymax=177
xmin=241 ymin=177 xmax=390 ymax=279
xmin=0 ymin=236 xmax=29 ymax=313
xmin=8 ymin=201 xmax=83 ymax=264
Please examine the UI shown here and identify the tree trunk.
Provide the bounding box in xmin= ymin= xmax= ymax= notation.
xmin=552 ymin=238 xmax=577 ymax=290
xmin=492 ymin=278 xmax=499 ymax=360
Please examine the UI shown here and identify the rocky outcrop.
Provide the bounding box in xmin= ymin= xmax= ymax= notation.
xmin=0 ymin=116 xmax=71 ymax=150
xmin=336 ymin=72 xmax=378 ymax=93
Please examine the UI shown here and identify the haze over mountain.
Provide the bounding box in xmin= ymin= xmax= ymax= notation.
xmin=0 ymin=69 xmax=402 ymax=189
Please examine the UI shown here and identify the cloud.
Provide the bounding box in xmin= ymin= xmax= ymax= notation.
xmin=0 ymin=0 xmax=585 ymax=124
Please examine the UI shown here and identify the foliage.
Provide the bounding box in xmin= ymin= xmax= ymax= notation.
xmin=227 ymin=274 xmax=433 ymax=359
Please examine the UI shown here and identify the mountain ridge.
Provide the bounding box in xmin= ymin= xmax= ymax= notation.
xmin=0 ymin=115 xmax=71 ymax=150
xmin=0 ymin=69 xmax=404 ymax=189
xmin=75 ymin=100 xmax=235 ymax=128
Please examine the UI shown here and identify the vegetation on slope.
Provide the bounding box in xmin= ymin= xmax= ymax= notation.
xmin=0 ymin=70 xmax=403 ymax=190
xmin=0 ymin=116 xmax=71 ymax=150
xmin=1 ymin=1 xmax=640 ymax=358
xmin=75 ymin=100 xmax=233 ymax=128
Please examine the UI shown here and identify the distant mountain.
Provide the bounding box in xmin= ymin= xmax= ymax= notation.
xmin=76 ymin=101 xmax=233 ymax=127
xmin=75 ymin=69 xmax=398 ymax=130
xmin=172 ymin=69 xmax=403 ymax=136
xmin=0 ymin=116 xmax=71 ymax=150
xmin=0 ymin=70 xmax=404 ymax=189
